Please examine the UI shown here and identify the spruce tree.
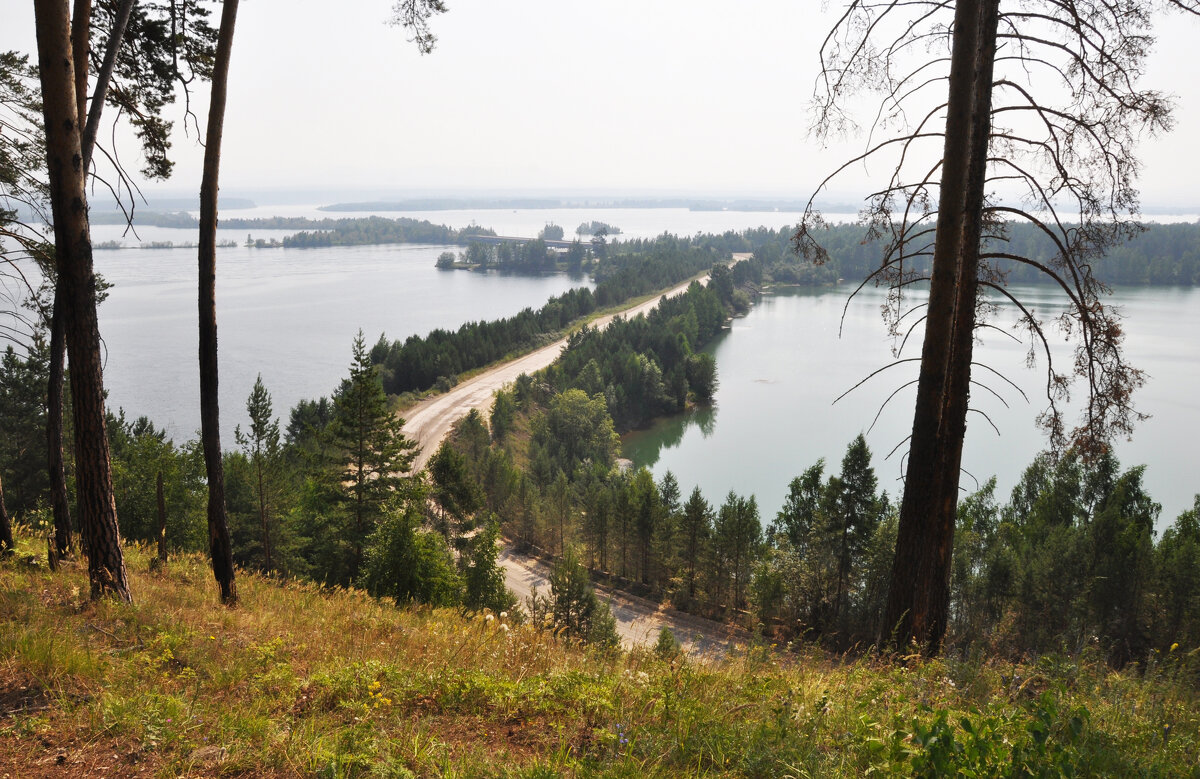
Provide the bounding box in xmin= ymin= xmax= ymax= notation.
xmin=328 ymin=331 xmax=418 ymax=582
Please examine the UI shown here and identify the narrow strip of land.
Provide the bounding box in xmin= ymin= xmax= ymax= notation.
xmin=403 ymin=255 xmax=749 ymax=471
xmin=402 ymin=254 xmax=751 ymax=654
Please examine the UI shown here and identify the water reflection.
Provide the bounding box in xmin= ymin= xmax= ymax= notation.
xmin=622 ymin=403 xmax=718 ymax=468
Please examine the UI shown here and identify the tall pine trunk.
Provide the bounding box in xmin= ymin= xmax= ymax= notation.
xmin=921 ymin=0 xmax=1001 ymax=650
xmin=881 ymin=0 xmax=993 ymax=652
xmin=34 ymin=0 xmax=130 ymax=601
xmin=198 ymin=0 xmax=240 ymax=605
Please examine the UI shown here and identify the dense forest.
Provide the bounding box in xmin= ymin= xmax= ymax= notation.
xmin=439 ymin=373 xmax=1200 ymax=665
xmin=373 ymin=235 xmax=728 ymax=396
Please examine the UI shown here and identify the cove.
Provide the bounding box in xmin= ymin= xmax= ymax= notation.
xmin=622 ymin=285 xmax=1200 ymax=528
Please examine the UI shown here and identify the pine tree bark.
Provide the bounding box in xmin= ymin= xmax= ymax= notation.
xmin=48 ymin=284 xmax=74 ymax=559
xmin=198 ymin=0 xmax=239 ymax=605
xmin=881 ymin=0 xmax=987 ymax=652
xmin=34 ymin=0 xmax=131 ymax=602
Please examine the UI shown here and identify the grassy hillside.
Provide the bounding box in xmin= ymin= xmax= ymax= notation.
xmin=2 ymin=529 xmax=1198 ymax=777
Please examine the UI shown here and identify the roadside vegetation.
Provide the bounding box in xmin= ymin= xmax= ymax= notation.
xmin=3 ymin=535 xmax=1199 ymax=777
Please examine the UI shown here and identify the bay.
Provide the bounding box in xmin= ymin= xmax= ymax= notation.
xmin=622 ymin=284 xmax=1200 ymax=529
xmin=92 ymin=239 xmax=590 ymax=444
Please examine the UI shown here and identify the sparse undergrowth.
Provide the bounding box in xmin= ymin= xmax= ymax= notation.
xmin=2 ymin=530 xmax=1198 ymax=778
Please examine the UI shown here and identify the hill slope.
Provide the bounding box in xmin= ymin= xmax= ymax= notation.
xmin=2 ymin=532 xmax=1197 ymax=777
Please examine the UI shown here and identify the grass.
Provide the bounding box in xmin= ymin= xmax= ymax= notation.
xmin=2 ymin=527 xmax=1199 ymax=777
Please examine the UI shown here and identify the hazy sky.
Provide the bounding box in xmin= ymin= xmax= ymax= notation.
xmin=3 ymin=0 xmax=1199 ymax=206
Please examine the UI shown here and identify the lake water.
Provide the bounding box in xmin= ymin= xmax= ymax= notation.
xmin=622 ymin=284 xmax=1200 ymax=529
xmin=91 ymin=237 xmax=589 ymax=443
xmin=74 ymin=207 xmax=1200 ymax=527
xmin=86 ymin=205 xmax=813 ymax=441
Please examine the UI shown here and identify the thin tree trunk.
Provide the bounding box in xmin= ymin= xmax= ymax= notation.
xmin=198 ymin=0 xmax=240 ymax=605
xmin=80 ymin=0 xmax=135 ymax=170
xmin=34 ymin=0 xmax=131 ymax=602
xmin=0 ymin=474 xmax=14 ymax=552
xmin=257 ymin=459 xmax=272 ymax=571
xmin=47 ymin=285 xmax=74 ymax=559
xmin=156 ymin=470 xmax=167 ymax=564
xmin=881 ymin=0 xmax=984 ymax=652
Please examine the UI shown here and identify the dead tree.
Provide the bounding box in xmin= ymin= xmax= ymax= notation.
xmin=797 ymin=0 xmax=1198 ymax=653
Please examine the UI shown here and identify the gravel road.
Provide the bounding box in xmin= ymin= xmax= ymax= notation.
xmin=497 ymin=547 xmax=749 ymax=656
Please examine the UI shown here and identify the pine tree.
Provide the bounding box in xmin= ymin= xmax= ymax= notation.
xmin=234 ymin=375 xmax=282 ymax=573
xmin=327 ymin=331 xmax=418 ymax=582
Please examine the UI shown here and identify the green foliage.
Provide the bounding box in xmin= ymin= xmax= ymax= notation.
xmin=231 ymin=375 xmax=290 ymax=574
xmin=364 ymin=503 xmax=462 ymax=608
xmin=529 ymin=389 xmax=618 ymax=482
xmin=712 ymin=491 xmax=763 ymax=610
xmin=531 ymin=546 xmax=619 ymax=648
xmin=538 ymin=223 xmax=565 ymax=241
xmin=274 ymin=215 xmax=494 ymax=248
xmin=0 ymin=342 xmax=49 ymax=518
xmin=328 ymin=332 xmax=418 ymax=575
xmin=459 ymin=521 xmax=517 ymax=615
xmin=429 ymin=442 xmax=482 ymax=530
xmin=653 ymin=626 xmax=681 ymax=660
xmin=109 ymin=413 xmax=207 ymax=552
xmin=377 ymin=237 xmax=727 ymax=398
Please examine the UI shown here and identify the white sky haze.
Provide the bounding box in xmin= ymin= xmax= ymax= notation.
xmin=2 ymin=0 xmax=1197 ymax=206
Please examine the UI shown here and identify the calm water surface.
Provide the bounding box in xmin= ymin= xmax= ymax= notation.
xmin=85 ymin=208 xmax=1199 ymax=526
xmin=94 ymin=240 xmax=590 ymax=444
xmin=622 ymin=285 xmax=1200 ymax=528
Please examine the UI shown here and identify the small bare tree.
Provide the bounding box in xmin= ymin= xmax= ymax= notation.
xmin=798 ymin=0 xmax=1198 ymax=652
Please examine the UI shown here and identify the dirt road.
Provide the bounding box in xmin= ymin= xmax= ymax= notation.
xmin=403 ymin=256 xmax=749 ymax=471
xmin=497 ymin=548 xmax=749 ymax=656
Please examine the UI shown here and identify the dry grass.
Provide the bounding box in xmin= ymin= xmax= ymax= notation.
xmin=2 ymin=528 xmax=1198 ymax=777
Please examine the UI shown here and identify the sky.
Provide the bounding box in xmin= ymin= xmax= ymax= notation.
xmin=2 ymin=0 xmax=1199 ymax=207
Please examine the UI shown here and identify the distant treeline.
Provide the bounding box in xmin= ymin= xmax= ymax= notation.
xmin=789 ymin=220 xmax=1200 ymax=286
xmin=576 ymin=221 xmax=621 ymax=236
xmin=373 ymin=236 xmax=725 ymax=396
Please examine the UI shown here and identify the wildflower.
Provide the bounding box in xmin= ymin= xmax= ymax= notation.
xmin=499 ymin=612 xmax=508 ymax=620
xmin=500 ymin=624 xmax=510 ymax=633
xmin=1171 ymin=642 xmax=1180 ymax=652
xmin=208 ymin=635 xmax=215 ymax=641
xmin=485 ymin=614 xmax=495 ymax=624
